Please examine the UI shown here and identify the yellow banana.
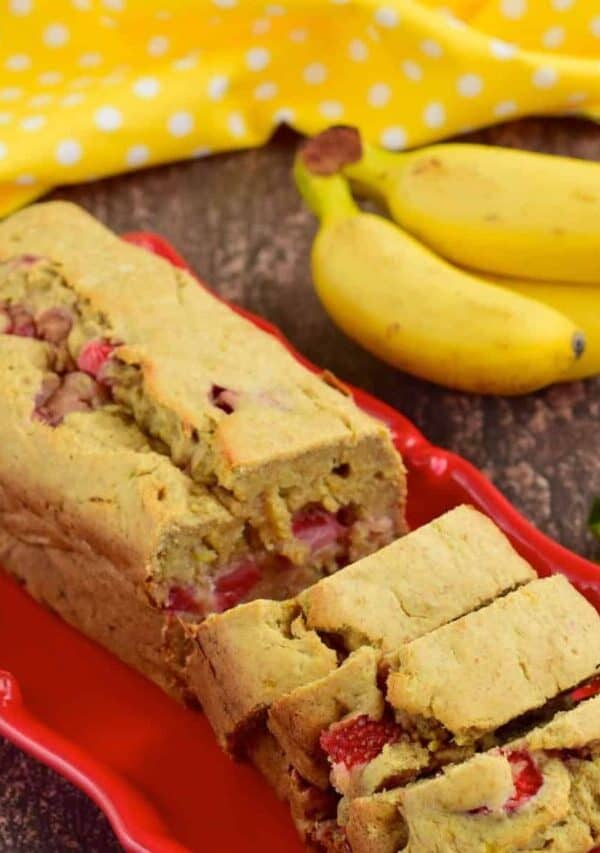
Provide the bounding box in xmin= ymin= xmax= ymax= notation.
xmin=294 ymin=148 xmax=585 ymax=395
xmin=485 ymin=275 xmax=600 ymax=382
xmin=329 ymin=126 xmax=600 ymax=284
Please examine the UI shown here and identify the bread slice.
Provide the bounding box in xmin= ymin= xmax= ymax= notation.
xmin=190 ymin=506 xmax=535 ymax=751
xmin=387 ymin=575 xmax=600 ymax=745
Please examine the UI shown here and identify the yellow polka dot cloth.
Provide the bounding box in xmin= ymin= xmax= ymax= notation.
xmin=1 ymin=0 xmax=600 ymax=216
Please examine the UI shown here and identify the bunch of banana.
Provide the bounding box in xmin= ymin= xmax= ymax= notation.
xmin=295 ymin=127 xmax=598 ymax=394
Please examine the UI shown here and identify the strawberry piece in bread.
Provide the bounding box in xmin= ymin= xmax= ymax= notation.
xmin=77 ymin=338 xmax=118 ymax=378
xmin=471 ymin=750 xmax=543 ymax=815
xmin=293 ymin=505 xmax=349 ymax=556
xmin=214 ymin=558 xmax=262 ymax=612
xmin=320 ymin=715 xmax=403 ymax=770
xmin=571 ymin=677 xmax=600 ymax=704
xmin=502 ymin=750 xmax=544 ymax=813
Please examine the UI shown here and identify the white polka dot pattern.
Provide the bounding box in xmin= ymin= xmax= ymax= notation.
xmin=56 ymin=138 xmax=83 ymax=166
xmin=94 ymin=105 xmax=123 ymax=131
xmin=457 ymin=74 xmax=483 ymax=97
xmin=489 ymin=38 xmax=516 ymax=59
xmin=61 ymin=93 xmax=85 ymax=107
xmin=374 ymin=7 xmax=399 ymax=28
xmin=500 ymin=0 xmax=526 ymax=21
xmin=380 ymin=126 xmax=406 ymax=149
xmin=289 ymin=28 xmax=307 ymax=43
xmin=319 ymin=100 xmax=343 ymax=119
xmin=5 ymin=54 xmax=31 ymax=71
xmin=167 ymin=111 xmax=194 ymax=137
xmin=79 ymin=52 xmax=103 ymax=68
xmin=532 ymin=66 xmax=558 ymax=88
xmin=246 ymin=47 xmax=271 ymax=70
xmin=147 ymin=35 xmax=169 ymax=56
xmin=20 ymin=115 xmax=46 ymax=131
xmin=348 ymin=39 xmax=368 ymax=61
xmin=227 ymin=112 xmax=246 ymax=137
xmin=402 ymin=60 xmax=422 ymax=81
xmin=424 ymin=101 xmax=446 ymax=128
xmin=303 ymin=62 xmax=326 ymax=84
xmin=133 ymin=77 xmax=160 ymax=98
xmin=254 ymin=81 xmax=278 ymax=100
xmin=207 ymin=75 xmax=229 ymax=101
xmin=0 ymin=0 xmax=597 ymax=214
xmin=542 ymin=26 xmax=564 ymax=49
xmin=494 ymin=99 xmax=517 ymax=116
xmin=420 ymin=38 xmax=443 ymax=58
xmin=9 ymin=0 xmax=33 ymax=15
xmin=43 ymin=24 xmax=70 ymax=48
xmin=126 ymin=144 xmax=150 ymax=166
xmin=38 ymin=71 xmax=62 ymax=86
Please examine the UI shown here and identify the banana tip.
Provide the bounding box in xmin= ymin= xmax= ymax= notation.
xmin=300 ymin=126 xmax=362 ymax=176
xmin=572 ymin=331 xmax=586 ymax=360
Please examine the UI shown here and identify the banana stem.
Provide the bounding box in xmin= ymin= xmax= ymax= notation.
xmin=343 ymin=142 xmax=404 ymax=200
xmin=293 ymin=156 xmax=359 ymax=225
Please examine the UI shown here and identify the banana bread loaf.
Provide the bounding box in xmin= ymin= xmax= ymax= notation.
xmin=0 ymin=201 xmax=406 ymax=699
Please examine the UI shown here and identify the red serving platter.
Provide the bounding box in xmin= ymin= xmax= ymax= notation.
xmin=1 ymin=233 xmax=599 ymax=853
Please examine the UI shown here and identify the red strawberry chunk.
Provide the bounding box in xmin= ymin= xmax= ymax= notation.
xmin=165 ymin=585 xmax=204 ymax=614
xmin=292 ymin=506 xmax=347 ymax=555
xmin=570 ymin=677 xmax=600 ymax=704
xmin=77 ymin=339 xmax=117 ymax=379
xmin=214 ymin=558 xmax=261 ymax=612
xmin=470 ymin=750 xmax=543 ymax=816
xmin=502 ymin=750 xmax=543 ymax=813
xmin=320 ymin=715 xmax=402 ymax=770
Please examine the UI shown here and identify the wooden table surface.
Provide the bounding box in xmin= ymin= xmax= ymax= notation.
xmin=1 ymin=117 xmax=599 ymax=852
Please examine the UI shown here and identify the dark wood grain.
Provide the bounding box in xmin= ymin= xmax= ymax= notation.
xmin=1 ymin=117 xmax=599 ymax=852
xmin=0 ymin=740 xmax=121 ymax=852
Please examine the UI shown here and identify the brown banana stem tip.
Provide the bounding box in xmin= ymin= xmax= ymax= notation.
xmin=300 ymin=126 xmax=363 ymax=176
